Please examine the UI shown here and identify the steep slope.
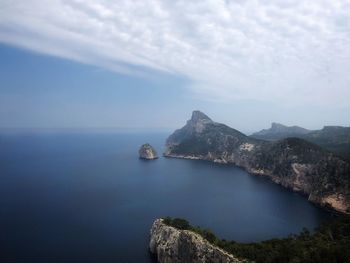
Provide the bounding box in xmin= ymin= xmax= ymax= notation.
xmin=166 ymin=111 xmax=256 ymax=162
xmin=165 ymin=111 xmax=350 ymax=214
xmin=150 ymin=219 xmax=243 ymax=263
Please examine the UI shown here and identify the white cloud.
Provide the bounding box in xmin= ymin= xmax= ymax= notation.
xmin=1 ymin=0 xmax=350 ymax=106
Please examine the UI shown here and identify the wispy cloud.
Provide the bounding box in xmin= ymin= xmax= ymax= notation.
xmin=1 ymin=0 xmax=350 ymax=106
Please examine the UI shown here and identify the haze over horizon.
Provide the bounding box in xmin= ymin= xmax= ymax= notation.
xmin=1 ymin=0 xmax=350 ymax=133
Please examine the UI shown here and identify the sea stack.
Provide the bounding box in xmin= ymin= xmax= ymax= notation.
xmin=139 ymin=143 xmax=158 ymax=160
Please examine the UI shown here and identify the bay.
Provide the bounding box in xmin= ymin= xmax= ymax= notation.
xmin=0 ymin=132 xmax=330 ymax=262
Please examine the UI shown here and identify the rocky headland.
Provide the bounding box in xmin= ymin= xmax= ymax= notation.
xmin=139 ymin=143 xmax=158 ymax=160
xmin=165 ymin=111 xmax=350 ymax=214
xmin=149 ymin=218 xmax=243 ymax=263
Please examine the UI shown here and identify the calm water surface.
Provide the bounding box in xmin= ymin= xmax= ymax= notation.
xmin=0 ymin=132 xmax=331 ymax=263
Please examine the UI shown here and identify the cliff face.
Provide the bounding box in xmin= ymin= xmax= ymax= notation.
xmin=150 ymin=219 xmax=243 ymax=263
xmin=165 ymin=111 xmax=350 ymax=214
xmin=139 ymin=143 xmax=158 ymax=160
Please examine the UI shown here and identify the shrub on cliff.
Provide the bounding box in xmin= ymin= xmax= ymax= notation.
xmin=163 ymin=217 xmax=191 ymax=230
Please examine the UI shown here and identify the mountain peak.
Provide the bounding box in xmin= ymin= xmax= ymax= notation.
xmin=252 ymin=122 xmax=311 ymax=139
xmin=271 ymin=122 xmax=286 ymax=129
xmin=191 ymin=110 xmax=212 ymax=123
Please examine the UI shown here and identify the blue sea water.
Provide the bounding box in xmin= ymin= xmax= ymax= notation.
xmin=0 ymin=132 xmax=331 ymax=263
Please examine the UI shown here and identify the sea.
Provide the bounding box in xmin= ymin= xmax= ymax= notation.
xmin=0 ymin=132 xmax=331 ymax=262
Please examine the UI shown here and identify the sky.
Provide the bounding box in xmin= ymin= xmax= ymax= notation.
xmin=0 ymin=0 xmax=350 ymax=134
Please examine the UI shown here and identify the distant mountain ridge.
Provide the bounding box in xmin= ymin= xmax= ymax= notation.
xmin=165 ymin=111 xmax=350 ymax=214
xmin=252 ymin=123 xmax=350 ymax=158
xmin=252 ymin=123 xmax=311 ymax=140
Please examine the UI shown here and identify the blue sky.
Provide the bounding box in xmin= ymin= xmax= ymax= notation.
xmin=0 ymin=44 xmax=193 ymax=131
xmin=0 ymin=1 xmax=349 ymax=133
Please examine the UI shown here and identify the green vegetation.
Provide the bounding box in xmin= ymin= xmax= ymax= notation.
xmin=162 ymin=216 xmax=350 ymax=263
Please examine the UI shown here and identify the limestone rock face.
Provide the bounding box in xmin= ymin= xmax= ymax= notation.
xmin=139 ymin=143 xmax=158 ymax=160
xmin=165 ymin=111 xmax=350 ymax=214
xmin=149 ymin=219 xmax=243 ymax=263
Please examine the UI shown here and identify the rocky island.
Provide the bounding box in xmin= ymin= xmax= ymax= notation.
xmin=150 ymin=218 xmax=243 ymax=263
xmin=139 ymin=143 xmax=158 ymax=160
xmin=165 ymin=110 xmax=350 ymax=214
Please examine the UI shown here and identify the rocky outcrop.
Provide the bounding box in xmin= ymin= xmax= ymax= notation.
xmin=139 ymin=143 xmax=158 ymax=160
xmin=165 ymin=111 xmax=350 ymax=214
xmin=149 ymin=219 xmax=243 ymax=263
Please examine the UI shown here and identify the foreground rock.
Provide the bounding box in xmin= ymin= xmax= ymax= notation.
xmin=165 ymin=110 xmax=350 ymax=214
xmin=139 ymin=143 xmax=158 ymax=160
xmin=150 ymin=219 xmax=243 ymax=263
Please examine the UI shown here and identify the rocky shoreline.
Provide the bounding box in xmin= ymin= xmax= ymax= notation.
xmin=164 ymin=152 xmax=348 ymax=214
xmin=164 ymin=111 xmax=350 ymax=214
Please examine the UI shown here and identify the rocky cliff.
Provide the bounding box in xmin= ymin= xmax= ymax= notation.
xmin=165 ymin=111 xmax=350 ymax=214
xmin=149 ymin=219 xmax=243 ymax=263
xmin=139 ymin=143 xmax=158 ymax=160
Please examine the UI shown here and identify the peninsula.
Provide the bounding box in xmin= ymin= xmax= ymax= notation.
xmin=165 ymin=111 xmax=350 ymax=214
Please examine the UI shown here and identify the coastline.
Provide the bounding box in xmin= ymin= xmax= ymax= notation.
xmin=163 ymin=153 xmax=347 ymax=215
